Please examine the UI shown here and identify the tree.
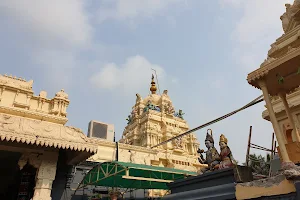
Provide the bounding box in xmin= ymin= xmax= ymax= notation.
xmin=244 ymin=153 xmax=271 ymax=176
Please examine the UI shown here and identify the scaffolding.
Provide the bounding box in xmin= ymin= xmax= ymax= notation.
xmin=245 ymin=126 xmax=278 ymax=177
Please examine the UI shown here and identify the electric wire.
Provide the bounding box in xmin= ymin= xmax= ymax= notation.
xmin=151 ymin=95 xmax=264 ymax=149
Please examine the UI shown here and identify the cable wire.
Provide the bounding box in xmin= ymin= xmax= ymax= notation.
xmin=151 ymin=95 xmax=264 ymax=148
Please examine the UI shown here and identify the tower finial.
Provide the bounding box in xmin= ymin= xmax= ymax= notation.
xmin=150 ymin=74 xmax=157 ymax=94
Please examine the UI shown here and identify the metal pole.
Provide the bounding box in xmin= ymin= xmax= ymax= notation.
xmin=116 ymin=142 xmax=119 ymax=161
xmin=246 ymin=126 xmax=252 ymax=167
xmin=274 ymin=141 xmax=277 ymax=155
xmin=271 ymin=132 xmax=275 ymax=160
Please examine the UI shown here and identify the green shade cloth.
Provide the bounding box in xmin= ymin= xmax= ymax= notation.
xmin=77 ymin=161 xmax=197 ymax=190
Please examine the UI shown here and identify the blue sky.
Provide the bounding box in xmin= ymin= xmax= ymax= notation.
xmin=0 ymin=0 xmax=293 ymax=163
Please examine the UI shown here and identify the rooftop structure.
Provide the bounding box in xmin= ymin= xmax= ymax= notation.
xmin=119 ymin=75 xmax=200 ymax=157
xmin=247 ymin=0 xmax=300 ymax=165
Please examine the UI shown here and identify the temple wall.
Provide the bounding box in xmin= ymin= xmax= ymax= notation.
xmin=0 ymin=74 xmax=70 ymax=125
xmin=88 ymin=141 xmax=203 ymax=172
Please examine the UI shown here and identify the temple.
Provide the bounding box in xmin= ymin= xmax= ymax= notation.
xmin=0 ymin=72 xmax=207 ymax=199
xmin=119 ymin=74 xmax=200 ymax=159
xmin=4 ymin=1 xmax=300 ymax=199
xmin=90 ymin=75 xmax=205 ymax=197
xmin=0 ymin=74 xmax=100 ymax=200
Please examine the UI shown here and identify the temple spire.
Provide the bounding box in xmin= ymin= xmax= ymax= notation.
xmin=150 ymin=74 xmax=157 ymax=94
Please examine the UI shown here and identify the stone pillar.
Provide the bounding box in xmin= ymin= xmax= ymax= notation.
xmin=279 ymin=92 xmax=300 ymax=142
xmin=33 ymin=151 xmax=58 ymax=200
xmin=146 ymin=135 xmax=150 ymax=147
xmin=258 ymin=80 xmax=290 ymax=163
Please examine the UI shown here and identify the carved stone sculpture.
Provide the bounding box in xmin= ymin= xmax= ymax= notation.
xmin=218 ymin=134 xmax=236 ymax=169
xmin=280 ymin=1 xmax=300 ymax=33
xmin=174 ymin=137 xmax=183 ymax=149
xmin=136 ymin=93 xmax=142 ymax=102
xmin=197 ymin=129 xmax=220 ymax=172
xmin=164 ymin=102 xmax=175 ymax=114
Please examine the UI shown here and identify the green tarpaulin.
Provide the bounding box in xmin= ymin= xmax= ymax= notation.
xmin=77 ymin=161 xmax=197 ymax=190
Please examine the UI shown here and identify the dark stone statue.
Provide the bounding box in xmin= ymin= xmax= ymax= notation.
xmin=198 ymin=129 xmax=220 ymax=172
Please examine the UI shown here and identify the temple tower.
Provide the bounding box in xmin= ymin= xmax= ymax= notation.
xmin=119 ymin=75 xmax=200 ymax=157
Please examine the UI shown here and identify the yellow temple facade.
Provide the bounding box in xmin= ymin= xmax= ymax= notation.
xmin=88 ymin=75 xmax=204 ymax=197
xmin=118 ymin=75 xmax=201 ymax=170
xmin=0 ymin=74 xmax=100 ymax=200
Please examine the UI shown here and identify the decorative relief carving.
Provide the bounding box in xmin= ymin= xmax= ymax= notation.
xmin=280 ymin=1 xmax=300 ymax=33
xmin=62 ymin=126 xmax=87 ymax=142
xmin=0 ymin=113 xmax=98 ymax=153
xmin=0 ymin=114 xmax=18 ymax=131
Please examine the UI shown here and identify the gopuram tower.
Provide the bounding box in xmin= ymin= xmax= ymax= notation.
xmin=119 ymin=75 xmax=200 ymax=164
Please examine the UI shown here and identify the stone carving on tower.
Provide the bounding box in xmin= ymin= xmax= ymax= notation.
xmin=119 ymin=74 xmax=200 ymax=157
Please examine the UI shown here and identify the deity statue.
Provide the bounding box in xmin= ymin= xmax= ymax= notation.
xmin=131 ymin=109 xmax=138 ymax=118
xmin=174 ymin=137 xmax=183 ymax=149
xmin=136 ymin=93 xmax=142 ymax=102
xmin=197 ymin=129 xmax=220 ymax=172
xmin=126 ymin=115 xmax=132 ymax=124
xmin=175 ymin=109 xmax=185 ymax=119
xmin=280 ymin=1 xmax=300 ymax=33
xmin=164 ymin=102 xmax=175 ymax=114
xmin=218 ymin=134 xmax=236 ymax=169
xmin=143 ymin=100 xmax=155 ymax=112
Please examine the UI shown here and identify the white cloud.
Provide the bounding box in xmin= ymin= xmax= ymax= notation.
xmin=0 ymin=0 xmax=94 ymax=89
xmin=90 ymin=55 xmax=165 ymax=94
xmin=97 ymin=0 xmax=185 ymax=23
xmin=0 ymin=0 xmax=92 ymax=47
xmin=220 ymin=0 xmax=293 ymax=71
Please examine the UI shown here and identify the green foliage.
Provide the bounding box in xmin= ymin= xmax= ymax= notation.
xmin=276 ymin=73 xmax=284 ymax=84
xmin=245 ymin=153 xmax=271 ymax=176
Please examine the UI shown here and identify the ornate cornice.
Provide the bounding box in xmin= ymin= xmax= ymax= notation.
xmin=247 ymin=47 xmax=300 ymax=87
xmin=0 ymin=113 xmax=98 ymax=153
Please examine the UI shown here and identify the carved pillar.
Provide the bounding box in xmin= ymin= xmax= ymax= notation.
xmin=190 ymin=143 xmax=195 ymax=155
xmin=258 ymin=80 xmax=290 ymax=162
xmin=279 ymin=92 xmax=300 ymax=142
xmin=33 ymin=151 xmax=58 ymax=200
xmin=146 ymin=135 xmax=150 ymax=147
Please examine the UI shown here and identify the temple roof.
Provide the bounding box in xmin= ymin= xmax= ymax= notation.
xmin=136 ymin=75 xmax=172 ymax=107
